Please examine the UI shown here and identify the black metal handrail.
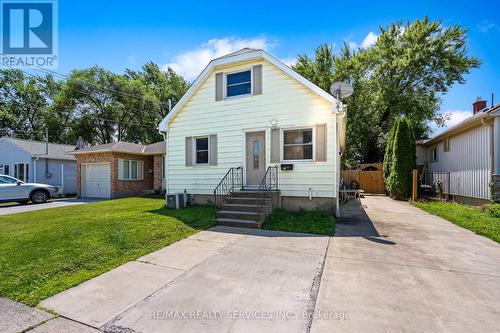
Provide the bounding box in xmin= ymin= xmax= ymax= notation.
xmin=256 ymin=165 xmax=279 ymax=220
xmin=214 ymin=166 xmax=243 ymax=209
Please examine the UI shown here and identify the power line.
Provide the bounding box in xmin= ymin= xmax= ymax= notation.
xmin=1 ymin=64 xmax=163 ymax=119
xmin=9 ymin=62 xmax=165 ymax=109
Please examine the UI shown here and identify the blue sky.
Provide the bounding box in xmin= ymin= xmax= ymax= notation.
xmin=57 ymin=0 xmax=499 ymax=134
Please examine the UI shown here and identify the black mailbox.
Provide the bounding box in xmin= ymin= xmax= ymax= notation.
xmin=281 ymin=164 xmax=293 ymax=171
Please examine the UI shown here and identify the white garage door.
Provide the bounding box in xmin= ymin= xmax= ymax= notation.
xmin=82 ymin=163 xmax=111 ymax=198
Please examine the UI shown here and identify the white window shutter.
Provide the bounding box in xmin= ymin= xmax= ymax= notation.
xmin=118 ymin=159 xmax=124 ymax=180
xmin=138 ymin=161 xmax=144 ymax=180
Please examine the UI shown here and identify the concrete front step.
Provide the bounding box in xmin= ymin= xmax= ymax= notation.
xmin=225 ymin=197 xmax=272 ymax=205
xmin=231 ymin=191 xmax=272 ymax=198
xmin=221 ymin=203 xmax=270 ymax=212
xmin=216 ymin=210 xmax=259 ymax=220
xmin=215 ymin=217 xmax=262 ymax=229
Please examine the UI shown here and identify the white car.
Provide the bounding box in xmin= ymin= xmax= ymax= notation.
xmin=0 ymin=175 xmax=59 ymax=204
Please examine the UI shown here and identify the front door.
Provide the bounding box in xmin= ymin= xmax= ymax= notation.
xmin=246 ymin=131 xmax=266 ymax=186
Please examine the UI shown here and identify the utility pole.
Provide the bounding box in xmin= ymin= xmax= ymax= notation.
xmin=45 ymin=127 xmax=49 ymax=182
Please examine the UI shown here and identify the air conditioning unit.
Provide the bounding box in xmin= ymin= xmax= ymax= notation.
xmin=167 ymin=193 xmax=185 ymax=209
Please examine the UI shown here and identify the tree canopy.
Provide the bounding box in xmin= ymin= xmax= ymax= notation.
xmin=294 ymin=17 xmax=480 ymax=165
xmin=0 ymin=63 xmax=189 ymax=145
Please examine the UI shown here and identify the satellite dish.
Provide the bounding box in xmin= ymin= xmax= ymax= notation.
xmin=330 ymin=82 xmax=354 ymax=99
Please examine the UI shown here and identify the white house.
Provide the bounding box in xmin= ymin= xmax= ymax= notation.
xmin=417 ymin=98 xmax=500 ymax=205
xmin=158 ymin=48 xmax=346 ymax=226
xmin=0 ymin=137 xmax=77 ymax=194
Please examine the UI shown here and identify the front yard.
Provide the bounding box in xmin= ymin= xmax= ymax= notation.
xmin=413 ymin=201 xmax=500 ymax=243
xmin=0 ymin=197 xmax=215 ymax=306
xmin=263 ymin=208 xmax=335 ymax=235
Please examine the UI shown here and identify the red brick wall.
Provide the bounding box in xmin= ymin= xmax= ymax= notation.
xmin=153 ymin=154 xmax=164 ymax=191
xmin=75 ymin=152 xmax=154 ymax=198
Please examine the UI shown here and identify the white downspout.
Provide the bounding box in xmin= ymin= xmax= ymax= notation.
xmin=61 ymin=164 xmax=64 ymax=193
xmin=34 ymin=157 xmax=40 ymax=183
xmin=494 ymin=116 xmax=500 ymax=175
xmin=335 ymin=102 xmax=347 ymax=218
xmin=159 ymin=129 xmax=169 ymax=199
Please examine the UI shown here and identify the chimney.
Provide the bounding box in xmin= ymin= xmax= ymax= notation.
xmin=473 ymin=97 xmax=487 ymax=114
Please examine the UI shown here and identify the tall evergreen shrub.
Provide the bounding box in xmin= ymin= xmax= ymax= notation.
xmin=385 ymin=117 xmax=417 ymax=199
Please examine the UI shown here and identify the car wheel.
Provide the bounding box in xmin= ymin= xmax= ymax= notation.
xmin=31 ymin=190 xmax=49 ymax=204
xmin=17 ymin=200 xmax=29 ymax=205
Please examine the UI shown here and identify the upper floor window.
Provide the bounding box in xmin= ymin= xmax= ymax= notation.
xmin=443 ymin=137 xmax=450 ymax=152
xmin=226 ymin=70 xmax=251 ymax=97
xmin=431 ymin=147 xmax=438 ymax=162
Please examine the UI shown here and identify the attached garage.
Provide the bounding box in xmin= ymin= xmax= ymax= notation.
xmin=81 ymin=163 xmax=111 ymax=198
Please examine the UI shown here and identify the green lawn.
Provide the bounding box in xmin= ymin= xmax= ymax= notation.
xmin=413 ymin=201 xmax=500 ymax=243
xmin=0 ymin=197 xmax=215 ymax=306
xmin=263 ymin=208 xmax=335 ymax=235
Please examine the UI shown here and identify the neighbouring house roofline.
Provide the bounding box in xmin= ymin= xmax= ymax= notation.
xmin=158 ymin=48 xmax=337 ymax=132
xmin=418 ymin=104 xmax=500 ymax=147
xmin=67 ymin=141 xmax=166 ymax=156
xmin=0 ymin=137 xmax=77 ymax=161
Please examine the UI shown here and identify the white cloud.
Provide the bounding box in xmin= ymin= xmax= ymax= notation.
xmin=164 ymin=37 xmax=271 ymax=80
xmin=432 ymin=109 xmax=471 ymax=134
xmin=477 ymin=20 xmax=500 ymax=33
xmin=361 ymin=32 xmax=378 ymax=49
xmin=279 ymin=57 xmax=297 ymax=67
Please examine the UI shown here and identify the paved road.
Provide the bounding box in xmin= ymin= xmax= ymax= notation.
xmin=0 ymin=198 xmax=101 ymax=215
xmin=311 ymin=195 xmax=500 ymax=333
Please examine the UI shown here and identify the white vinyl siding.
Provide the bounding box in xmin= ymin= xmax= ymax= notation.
xmin=166 ymin=59 xmax=336 ymax=198
xmin=427 ymin=124 xmax=492 ymax=200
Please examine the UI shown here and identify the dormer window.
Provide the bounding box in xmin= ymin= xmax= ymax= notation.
xmin=226 ymin=70 xmax=251 ymax=97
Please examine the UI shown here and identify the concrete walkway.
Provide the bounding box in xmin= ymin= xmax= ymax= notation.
xmin=0 ymin=198 xmax=101 ymax=215
xmin=311 ymin=195 xmax=500 ymax=333
xmin=41 ymin=227 xmax=330 ymax=332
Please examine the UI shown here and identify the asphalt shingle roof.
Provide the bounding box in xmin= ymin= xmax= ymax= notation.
xmin=2 ymin=137 xmax=76 ymax=160
xmin=70 ymin=141 xmax=165 ymax=155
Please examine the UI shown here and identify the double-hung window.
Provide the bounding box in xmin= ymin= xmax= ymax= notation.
xmin=431 ymin=147 xmax=438 ymax=162
xmin=123 ymin=160 xmax=138 ymax=180
xmin=283 ymin=128 xmax=313 ymax=161
xmin=226 ymin=70 xmax=251 ymax=98
xmin=14 ymin=163 xmax=29 ymax=182
xmin=1 ymin=164 xmax=9 ymax=175
xmin=195 ymin=137 xmax=209 ymax=164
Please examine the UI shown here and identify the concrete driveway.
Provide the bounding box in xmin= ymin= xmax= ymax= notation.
xmin=35 ymin=195 xmax=500 ymax=333
xmin=0 ymin=198 xmax=101 ymax=215
xmin=41 ymin=227 xmax=330 ymax=332
xmin=311 ymin=195 xmax=500 ymax=333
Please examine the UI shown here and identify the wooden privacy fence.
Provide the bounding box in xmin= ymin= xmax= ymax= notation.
xmin=341 ymin=167 xmax=385 ymax=194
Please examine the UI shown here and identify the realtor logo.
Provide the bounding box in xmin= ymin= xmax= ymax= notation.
xmin=1 ymin=0 xmax=58 ymax=68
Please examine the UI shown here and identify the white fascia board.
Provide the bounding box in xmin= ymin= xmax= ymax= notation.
xmin=157 ymin=50 xmax=337 ymax=132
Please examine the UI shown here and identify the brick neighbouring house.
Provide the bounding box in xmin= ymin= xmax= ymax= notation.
xmin=67 ymin=141 xmax=166 ymax=198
